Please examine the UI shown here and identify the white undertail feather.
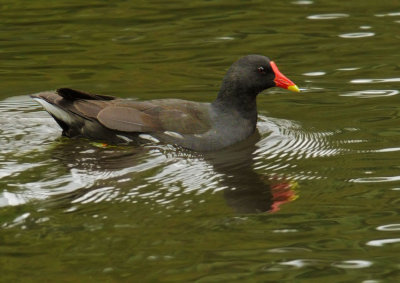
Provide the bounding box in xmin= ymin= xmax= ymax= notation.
xmin=33 ymin=98 xmax=74 ymax=124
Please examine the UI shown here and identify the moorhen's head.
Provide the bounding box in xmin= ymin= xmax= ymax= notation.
xmin=218 ymin=55 xmax=300 ymax=100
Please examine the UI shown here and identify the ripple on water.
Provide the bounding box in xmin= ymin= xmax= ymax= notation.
xmin=337 ymin=67 xmax=360 ymax=71
xmin=332 ymin=260 xmax=373 ymax=269
xmin=351 ymin=175 xmax=400 ymax=183
xmin=254 ymin=116 xmax=348 ymax=180
xmin=351 ymin=78 xmax=400 ymax=84
xmin=340 ymin=90 xmax=399 ymax=98
xmin=375 ymin=12 xmax=400 ymax=17
xmin=303 ymin=71 xmax=326 ymax=76
xmin=280 ymin=259 xmax=320 ymax=268
xmin=307 ymin=13 xmax=349 ymax=20
xmin=267 ymin=258 xmax=375 ymax=273
xmin=376 ymin=224 xmax=400 ymax=231
xmin=268 ymin=247 xmax=312 ymax=253
xmin=0 ymin=95 xmax=59 ymax=156
xmin=0 ymin=191 xmax=27 ymax=207
xmin=339 ymin=32 xmax=375 ymax=38
xmin=292 ymin=0 xmax=313 ymax=5
xmin=2 ymin=212 xmax=31 ymax=228
xmin=215 ymin=36 xmax=234 ymax=41
xmin=71 ymin=186 xmax=118 ymax=204
xmin=256 ymin=116 xmax=343 ymax=161
xmin=366 ymin=238 xmax=400 ymax=247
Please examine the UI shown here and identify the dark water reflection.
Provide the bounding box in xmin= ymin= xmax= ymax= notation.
xmin=45 ymin=133 xmax=284 ymax=214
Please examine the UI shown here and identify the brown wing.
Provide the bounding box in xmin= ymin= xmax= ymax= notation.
xmin=97 ymin=106 xmax=161 ymax=132
xmin=72 ymin=100 xmax=109 ymax=119
xmin=33 ymin=90 xmax=212 ymax=135
xmin=95 ymin=99 xmax=212 ymax=134
xmin=158 ymin=106 xmax=211 ymax=133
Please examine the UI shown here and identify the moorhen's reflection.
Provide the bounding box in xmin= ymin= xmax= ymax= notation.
xmin=203 ymin=130 xmax=297 ymax=213
xmin=49 ymin=132 xmax=297 ymax=214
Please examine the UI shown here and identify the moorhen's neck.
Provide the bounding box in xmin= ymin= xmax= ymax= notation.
xmin=212 ymin=78 xmax=259 ymax=121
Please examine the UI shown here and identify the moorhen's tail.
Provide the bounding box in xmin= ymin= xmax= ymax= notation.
xmin=31 ymin=88 xmax=116 ymax=137
xmin=55 ymin=88 xmax=116 ymax=101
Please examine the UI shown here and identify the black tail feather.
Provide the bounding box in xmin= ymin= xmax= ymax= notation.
xmin=57 ymin=88 xmax=115 ymax=101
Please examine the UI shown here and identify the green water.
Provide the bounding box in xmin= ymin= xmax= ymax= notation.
xmin=1 ymin=0 xmax=400 ymax=281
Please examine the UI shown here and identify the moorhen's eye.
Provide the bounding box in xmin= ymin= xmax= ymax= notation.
xmin=257 ymin=66 xmax=266 ymax=73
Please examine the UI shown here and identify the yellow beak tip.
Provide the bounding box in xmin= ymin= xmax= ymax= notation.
xmin=288 ymin=85 xmax=300 ymax=93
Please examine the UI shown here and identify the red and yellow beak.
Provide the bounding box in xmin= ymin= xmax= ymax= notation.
xmin=270 ymin=61 xmax=300 ymax=92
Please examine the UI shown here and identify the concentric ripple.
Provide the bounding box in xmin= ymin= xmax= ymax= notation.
xmin=307 ymin=13 xmax=349 ymax=20
xmin=257 ymin=116 xmax=343 ymax=159
xmin=292 ymin=0 xmax=313 ymax=5
xmin=340 ymin=89 xmax=399 ymax=98
xmin=254 ymin=116 xmax=350 ymax=180
xmin=339 ymin=32 xmax=375 ymax=38
xmin=351 ymin=78 xmax=400 ymax=84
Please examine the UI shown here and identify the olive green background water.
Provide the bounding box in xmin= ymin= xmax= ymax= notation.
xmin=1 ymin=0 xmax=400 ymax=282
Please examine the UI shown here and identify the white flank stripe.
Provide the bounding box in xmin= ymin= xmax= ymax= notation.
xmin=139 ymin=134 xmax=160 ymax=143
xmin=116 ymin=134 xmax=133 ymax=143
xmin=164 ymin=131 xmax=184 ymax=139
xmin=33 ymin=98 xmax=74 ymax=124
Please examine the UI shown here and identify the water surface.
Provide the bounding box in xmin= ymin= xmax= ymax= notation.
xmin=1 ymin=0 xmax=400 ymax=281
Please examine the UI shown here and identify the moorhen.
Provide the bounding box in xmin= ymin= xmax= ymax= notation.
xmin=32 ymin=55 xmax=299 ymax=151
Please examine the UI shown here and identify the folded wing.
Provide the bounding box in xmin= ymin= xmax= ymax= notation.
xmin=33 ymin=88 xmax=212 ymax=136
